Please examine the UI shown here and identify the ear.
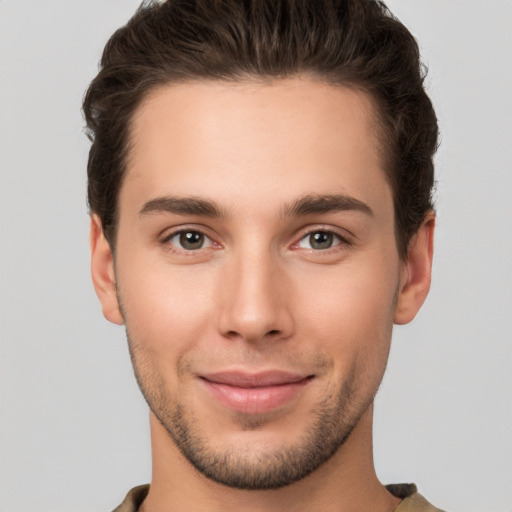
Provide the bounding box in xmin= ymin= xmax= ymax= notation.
xmin=394 ymin=212 xmax=435 ymax=325
xmin=90 ymin=215 xmax=124 ymax=325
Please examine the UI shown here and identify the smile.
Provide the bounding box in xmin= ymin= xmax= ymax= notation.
xmin=200 ymin=371 xmax=314 ymax=414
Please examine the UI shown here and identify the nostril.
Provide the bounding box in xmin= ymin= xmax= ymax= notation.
xmin=267 ymin=329 xmax=280 ymax=336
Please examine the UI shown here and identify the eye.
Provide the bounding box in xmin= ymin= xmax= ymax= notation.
xmin=298 ymin=231 xmax=344 ymax=250
xmin=165 ymin=230 xmax=213 ymax=251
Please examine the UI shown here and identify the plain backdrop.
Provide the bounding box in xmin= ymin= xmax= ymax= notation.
xmin=0 ymin=1 xmax=511 ymax=511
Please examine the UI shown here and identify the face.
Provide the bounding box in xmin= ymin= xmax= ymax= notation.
xmin=91 ymin=78 xmax=432 ymax=490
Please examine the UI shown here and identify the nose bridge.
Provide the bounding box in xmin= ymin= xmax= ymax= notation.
xmin=217 ymin=241 xmax=293 ymax=343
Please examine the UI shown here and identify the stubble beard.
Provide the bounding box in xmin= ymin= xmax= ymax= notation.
xmin=164 ymin=387 xmax=362 ymax=490
xmin=126 ymin=331 xmax=379 ymax=491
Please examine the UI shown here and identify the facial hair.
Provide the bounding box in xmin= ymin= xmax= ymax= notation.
xmin=126 ymin=329 xmax=380 ymax=490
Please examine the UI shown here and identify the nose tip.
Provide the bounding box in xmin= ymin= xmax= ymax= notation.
xmin=217 ymin=258 xmax=294 ymax=344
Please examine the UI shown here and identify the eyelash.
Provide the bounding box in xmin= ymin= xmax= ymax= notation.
xmin=160 ymin=226 xmax=351 ymax=255
xmin=292 ymin=227 xmax=351 ymax=254
xmin=160 ymin=227 xmax=219 ymax=255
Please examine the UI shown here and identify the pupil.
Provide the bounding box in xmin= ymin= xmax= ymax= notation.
xmin=310 ymin=232 xmax=333 ymax=250
xmin=180 ymin=231 xmax=204 ymax=250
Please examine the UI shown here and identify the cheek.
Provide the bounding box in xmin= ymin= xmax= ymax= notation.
xmin=116 ymin=257 xmax=218 ymax=359
xmin=294 ymin=257 xmax=399 ymax=368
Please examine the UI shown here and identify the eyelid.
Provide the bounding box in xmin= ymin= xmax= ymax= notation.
xmin=167 ymin=231 xmax=213 ymax=249
xmin=158 ymin=224 xmax=352 ymax=253
xmin=290 ymin=225 xmax=352 ymax=251
xmin=160 ymin=225 xmax=221 ymax=253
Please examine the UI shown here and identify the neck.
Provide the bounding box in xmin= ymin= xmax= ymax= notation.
xmin=140 ymin=404 xmax=400 ymax=512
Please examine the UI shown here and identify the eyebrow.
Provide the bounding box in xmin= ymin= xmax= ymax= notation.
xmin=139 ymin=196 xmax=222 ymax=218
xmin=283 ymin=194 xmax=374 ymax=218
xmin=138 ymin=193 xmax=373 ymax=219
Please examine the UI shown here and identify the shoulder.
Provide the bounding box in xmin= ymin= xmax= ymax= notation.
xmin=111 ymin=485 xmax=150 ymax=512
xmin=387 ymin=483 xmax=447 ymax=512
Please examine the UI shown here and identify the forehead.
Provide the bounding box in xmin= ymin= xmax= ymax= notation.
xmin=122 ymin=78 xmax=390 ymax=217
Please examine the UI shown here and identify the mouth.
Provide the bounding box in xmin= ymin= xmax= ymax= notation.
xmin=199 ymin=370 xmax=314 ymax=414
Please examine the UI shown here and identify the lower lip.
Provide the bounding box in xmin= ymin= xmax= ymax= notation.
xmin=201 ymin=378 xmax=311 ymax=414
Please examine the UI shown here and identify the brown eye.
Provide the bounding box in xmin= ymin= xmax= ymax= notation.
xmin=180 ymin=231 xmax=204 ymax=250
xmin=167 ymin=230 xmax=211 ymax=250
xmin=310 ymin=232 xmax=333 ymax=250
xmin=298 ymin=231 xmax=343 ymax=250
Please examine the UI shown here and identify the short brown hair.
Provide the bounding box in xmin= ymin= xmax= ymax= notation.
xmin=83 ymin=0 xmax=438 ymax=258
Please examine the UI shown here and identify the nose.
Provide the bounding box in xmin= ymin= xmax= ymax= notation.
xmin=216 ymin=250 xmax=294 ymax=344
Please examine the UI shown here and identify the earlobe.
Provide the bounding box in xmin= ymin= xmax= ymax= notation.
xmin=90 ymin=215 xmax=124 ymax=325
xmin=394 ymin=212 xmax=435 ymax=325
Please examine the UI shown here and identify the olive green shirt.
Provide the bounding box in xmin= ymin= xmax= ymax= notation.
xmin=112 ymin=482 xmax=446 ymax=511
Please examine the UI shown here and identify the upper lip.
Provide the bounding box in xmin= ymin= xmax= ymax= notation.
xmin=201 ymin=370 xmax=311 ymax=388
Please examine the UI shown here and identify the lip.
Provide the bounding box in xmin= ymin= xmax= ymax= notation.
xmin=200 ymin=371 xmax=313 ymax=414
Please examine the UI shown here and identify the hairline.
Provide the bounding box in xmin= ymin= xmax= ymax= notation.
xmin=104 ymin=74 xmax=406 ymax=258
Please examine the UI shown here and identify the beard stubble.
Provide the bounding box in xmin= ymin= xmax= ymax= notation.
xmin=126 ymin=329 xmax=379 ymax=491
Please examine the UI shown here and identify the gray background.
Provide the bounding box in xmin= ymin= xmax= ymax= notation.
xmin=0 ymin=1 xmax=511 ymax=511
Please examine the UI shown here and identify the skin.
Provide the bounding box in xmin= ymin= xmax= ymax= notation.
xmin=91 ymin=78 xmax=434 ymax=512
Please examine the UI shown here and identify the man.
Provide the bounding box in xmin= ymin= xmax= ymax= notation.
xmin=83 ymin=0 xmax=441 ymax=510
